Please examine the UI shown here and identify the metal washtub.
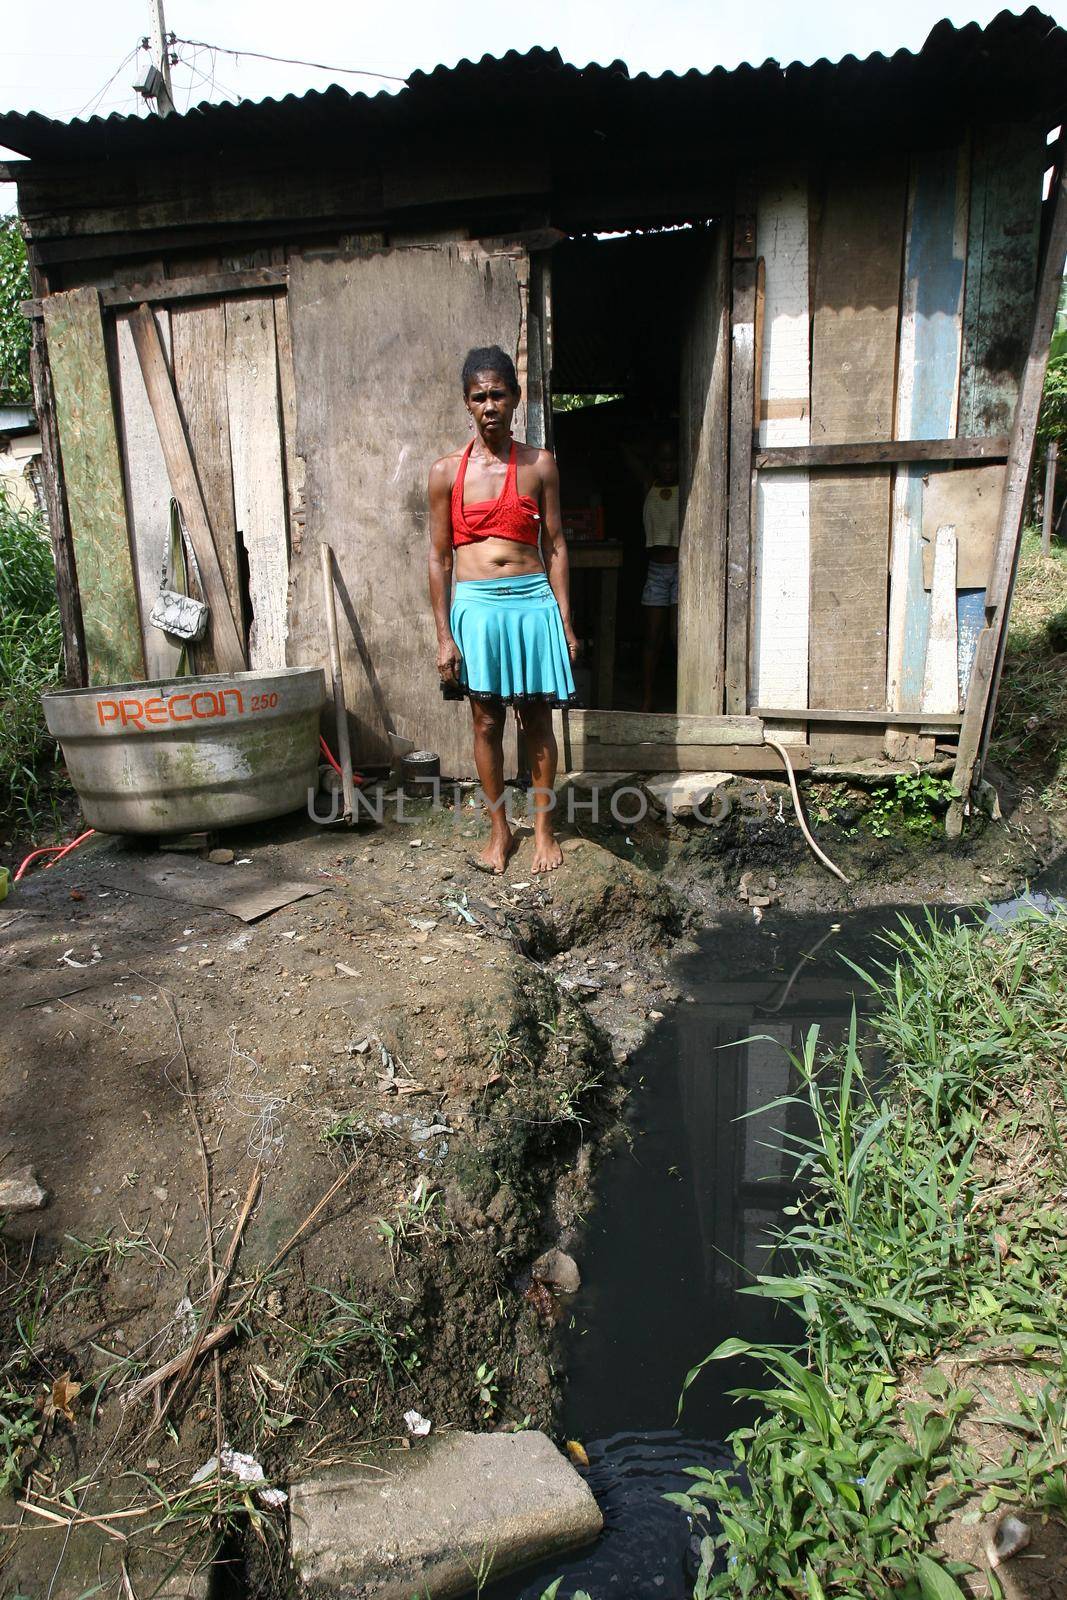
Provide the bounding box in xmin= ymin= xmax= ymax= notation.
xmin=43 ymin=668 xmax=326 ymax=835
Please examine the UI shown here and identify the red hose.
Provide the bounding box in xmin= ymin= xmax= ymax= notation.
xmin=319 ymin=735 xmax=365 ymax=786
xmin=14 ymin=828 xmax=95 ymax=882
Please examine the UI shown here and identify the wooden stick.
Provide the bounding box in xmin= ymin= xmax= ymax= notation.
xmin=128 ymin=303 xmax=246 ymax=672
xmin=320 ymin=543 xmax=357 ymax=823
xmin=157 ymin=1164 xmax=261 ymax=1421
xmin=17 ymin=1500 xmax=126 ymax=1542
xmin=949 ymin=159 xmax=1067 ymax=833
xmin=1042 ymin=439 xmax=1058 ymax=555
xmin=121 ymin=1323 xmax=235 ymax=1408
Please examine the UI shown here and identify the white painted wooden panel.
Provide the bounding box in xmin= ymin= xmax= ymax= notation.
xmin=225 ymin=295 xmax=289 ymax=671
xmin=752 ymin=181 xmax=810 ymax=740
xmin=114 ymin=308 xmax=183 ymax=679
xmin=922 ymin=524 xmax=959 ymax=713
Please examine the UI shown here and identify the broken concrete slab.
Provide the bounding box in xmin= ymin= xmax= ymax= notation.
xmin=0 ymin=1165 xmax=48 ymax=1212
xmin=290 ymin=1430 xmax=602 ymax=1598
xmin=642 ymin=771 xmax=733 ymax=817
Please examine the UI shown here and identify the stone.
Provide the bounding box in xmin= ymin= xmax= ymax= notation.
xmin=206 ymin=848 xmax=234 ymax=865
xmin=532 ymin=1248 xmax=581 ymax=1294
xmin=642 ymin=772 xmax=732 ymax=817
xmin=0 ymin=1166 xmax=48 ymax=1213
xmin=290 ymin=1431 xmax=602 ymax=1598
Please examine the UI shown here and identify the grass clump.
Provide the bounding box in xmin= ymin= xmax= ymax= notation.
xmin=675 ymin=910 xmax=1067 ymax=1598
xmin=0 ymin=483 xmax=64 ymax=832
xmin=989 ymin=528 xmax=1067 ymax=803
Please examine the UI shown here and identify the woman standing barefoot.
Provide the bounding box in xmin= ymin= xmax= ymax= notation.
xmin=428 ymin=346 xmax=579 ymax=874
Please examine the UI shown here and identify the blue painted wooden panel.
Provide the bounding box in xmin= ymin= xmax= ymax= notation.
xmin=890 ymin=146 xmax=967 ymax=714
xmin=957 ymin=589 xmax=986 ymax=705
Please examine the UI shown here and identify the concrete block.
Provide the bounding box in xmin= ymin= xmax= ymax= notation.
xmin=290 ymin=1430 xmax=602 ymax=1597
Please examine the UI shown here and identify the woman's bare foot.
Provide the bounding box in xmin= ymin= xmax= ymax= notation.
xmin=474 ymin=829 xmax=517 ymax=875
xmin=531 ymin=829 xmax=564 ymax=874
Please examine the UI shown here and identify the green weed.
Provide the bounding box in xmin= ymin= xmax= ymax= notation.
xmin=677 ymin=911 xmax=1067 ymax=1597
xmin=0 ymin=483 xmax=65 ymax=832
xmin=863 ymin=772 xmax=960 ymax=839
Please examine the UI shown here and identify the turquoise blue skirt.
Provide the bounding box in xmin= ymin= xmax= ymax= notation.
xmin=443 ymin=573 xmax=578 ymax=709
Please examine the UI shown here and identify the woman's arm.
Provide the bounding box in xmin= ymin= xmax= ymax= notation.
xmin=427 ymin=458 xmax=462 ymax=683
xmin=538 ymin=452 xmax=578 ymax=660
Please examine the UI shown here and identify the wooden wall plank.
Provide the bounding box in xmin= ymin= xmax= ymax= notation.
xmin=809 ymin=162 xmax=906 ymax=757
xmin=29 ymin=311 xmax=88 ymax=686
xmin=751 ymin=178 xmax=810 ymax=744
xmin=678 ymin=225 xmax=730 ymax=714
xmin=41 ymin=287 xmax=145 ymax=684
xmin=564 ymin=709 xmax=763 ymax=746
xmin=171 ymin=299 xmax=242 ymax=674
xmin=127 ymin=303 xmax=246 ymax=672
xmin=725 ymin=257 xmax=756 ymax=714
xmin=224 ymin=294 xmax=290 ymax=672
xmin=886 ymin=144 xmax=967 ymax=757
xmin=959 ymin=123 xmax=1044 ymax=438
xmin=285 ymin=243 xmax=526 ymax=776
xmin=113 ymin=307 xmax=183 ymax=680
xmin=273 ymin=294 xmax=306 ymax=554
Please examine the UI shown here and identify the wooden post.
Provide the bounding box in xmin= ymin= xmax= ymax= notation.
xmin=725 ymin=255 xmax=756 ymax=715
xmin=948 ymin=160 xmax=1067 ymax=835
xmin=319 ymin=543 xmax=356 ymax=824
xmin=1042 ymin=439 xmax=1058 ymax=555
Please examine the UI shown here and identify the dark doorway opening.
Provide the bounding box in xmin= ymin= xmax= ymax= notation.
xmin=549 ymin=227 xmax=710 ymax=713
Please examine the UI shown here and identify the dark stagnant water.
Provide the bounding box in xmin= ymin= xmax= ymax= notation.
xmin=485 ymin=867 xmax=1067 ymax=1600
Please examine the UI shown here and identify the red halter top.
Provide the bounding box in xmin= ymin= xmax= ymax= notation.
xmin=451 ymin=440 xmax=541 ymax=549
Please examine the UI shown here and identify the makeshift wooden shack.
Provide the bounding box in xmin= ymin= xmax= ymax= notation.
xmin=3 ymin=8 xmax=1067 ymax=817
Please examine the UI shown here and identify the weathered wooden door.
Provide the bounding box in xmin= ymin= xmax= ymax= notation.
xmin=285 ymin=241 xmax=530 ymax=776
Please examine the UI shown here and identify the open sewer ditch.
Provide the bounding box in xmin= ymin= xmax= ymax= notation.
xmin=485 ymin=870 xmax=1067 ymax=1600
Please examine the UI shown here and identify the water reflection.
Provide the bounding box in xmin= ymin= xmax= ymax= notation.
xmin=486 ymin=908 xmax=895 ymax=1600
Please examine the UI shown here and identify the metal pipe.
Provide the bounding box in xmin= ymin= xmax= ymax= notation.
xmin=319 ymin=542 xmax=357 ymax=824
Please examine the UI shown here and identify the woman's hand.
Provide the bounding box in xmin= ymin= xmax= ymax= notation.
xmin=437 ymin=637 xmax=462 ymax=684
xmin=564 ymin=624 xmax=580 ymax=664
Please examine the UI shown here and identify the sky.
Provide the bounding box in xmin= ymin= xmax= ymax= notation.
xmin=3 ymin=0 xmax=1067 ymax=214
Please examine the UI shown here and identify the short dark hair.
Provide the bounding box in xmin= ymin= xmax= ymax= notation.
xmin=461 ymin=346 xmax=519 ymax=396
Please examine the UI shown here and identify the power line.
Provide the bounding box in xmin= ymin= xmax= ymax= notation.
xmin=172 ymin=35 xmax=408 ymax=84
xmin=73 ymin=44 xmax=142 ymax=119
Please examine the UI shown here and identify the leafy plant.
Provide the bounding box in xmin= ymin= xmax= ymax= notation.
xmin=474 ymin=1360 xmax=499 ymax=1421
xmin=0 ymin=216 xmax=31 ymax=404
xmin=864 ymin=772 xmax=959 ymax=839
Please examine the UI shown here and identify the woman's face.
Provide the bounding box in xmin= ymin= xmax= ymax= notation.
xmin=465 ymin=368 xmax=519 ymax=444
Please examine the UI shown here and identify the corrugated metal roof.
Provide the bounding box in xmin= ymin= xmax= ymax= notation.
xmin=2 ymin=8 xmax=1066 ymax=164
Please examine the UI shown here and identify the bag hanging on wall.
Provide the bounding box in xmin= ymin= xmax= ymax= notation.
xmin=149 ymin=498 xmax=209 ymax=643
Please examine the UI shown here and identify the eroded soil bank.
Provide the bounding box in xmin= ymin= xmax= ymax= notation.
xmin=0 ymin=771 xmax=1062 ymax=1597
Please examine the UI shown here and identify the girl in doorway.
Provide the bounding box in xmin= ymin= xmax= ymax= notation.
xmin=640 ymin=437 xmax=680 ymax=712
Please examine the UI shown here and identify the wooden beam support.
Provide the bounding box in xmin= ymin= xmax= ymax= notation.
xmin=725 ymin=255 xmax=756 ymax=715
xmin=755 ymin=436 xmax=1009 ymax=470
xmin=948 ymin=157 xmax=1067 ymax=833
xmin=566 ymin=710 xmax=764 ymax=746
xmin=128 ymin=302 xmax=247 ymax=672
xmin=22 ymin=266 xmax=287 ymax=320
xmin=755 ymin=706 xmax=961 ymax=727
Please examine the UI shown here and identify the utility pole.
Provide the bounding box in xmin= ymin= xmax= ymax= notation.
xmin=136 ymin=0 xmax=176 ymax=116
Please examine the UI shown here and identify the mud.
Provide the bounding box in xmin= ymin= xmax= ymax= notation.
xmin=0 ymin=772 xmax=1062 ymax=1597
